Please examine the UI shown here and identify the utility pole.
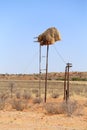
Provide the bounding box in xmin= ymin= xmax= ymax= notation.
xmin=64 ymin=66 xmax=67 ymax=100
xmin=44 ymin=45 xmax=49 ymax=103
xmin=39 ymin=45 xmax=49 ymax=103
xmin=39 ymin=45 xmax=41 ymax=98
xmin=64 ymin=63 xmax=72 ymax=103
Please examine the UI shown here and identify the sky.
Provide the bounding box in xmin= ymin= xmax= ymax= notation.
xmin=0 ymin=0 xmax=87 ymax=74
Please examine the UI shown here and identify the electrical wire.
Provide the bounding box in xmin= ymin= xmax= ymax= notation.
xmin=22 ymin=50 xmax=39 ymax=74
xmin=53 ymin=45 xmax=73 ymax=72
xmin=53 ymin=45 xmax=66 ymax=65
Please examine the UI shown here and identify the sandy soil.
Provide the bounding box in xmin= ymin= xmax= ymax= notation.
xmin=0 ymin=97 xmax=87 ymax=130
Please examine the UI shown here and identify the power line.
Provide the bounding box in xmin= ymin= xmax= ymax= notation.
xmin=53 ymin=45 xmax=66 ymax=64
xmin=53 ymin=45 xmax=74 ymax=72
xmin=22 ymin=50 xmax=38 ymax=74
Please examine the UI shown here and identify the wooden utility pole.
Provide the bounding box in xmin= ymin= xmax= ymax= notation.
xmin=39 ymin=44 xmax=49 ymax=103
xmin=39 ymin=45 xmax=41 ymax=98
xmin=64 ymin=63 xmax=72 ymax=103
xmin=44 ymin=45 xmax=49 ymax=103
xmin=64 ymin=66 xmax=67 ymax=100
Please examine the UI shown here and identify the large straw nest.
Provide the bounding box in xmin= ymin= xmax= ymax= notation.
xmin=37 ymin=27 xmax=61 ymax=46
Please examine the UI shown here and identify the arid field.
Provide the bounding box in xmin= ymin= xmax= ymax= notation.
xmin=0 ymin=73 xmax=87 ymax=130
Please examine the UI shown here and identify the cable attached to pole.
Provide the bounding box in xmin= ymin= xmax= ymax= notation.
xmin=22 ymin=50 xmax=38 ymax=74
xmin=53 ymin=45 xmax=66 ymax=65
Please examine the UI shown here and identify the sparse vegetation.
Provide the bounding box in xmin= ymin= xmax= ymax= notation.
xmin=9 ymin=82 xmax=14 ymax=98
xmin=0 ymin=77 xmax=87 ymax=114
xmin=0 ymin=97 xmax=5 ymax=110
xmin=11 ymin=99 xmax=27 ymax=111
xmin=23 ymin=90 xmax=31 ymax=100
xmin=35 ymin=93 xmax=39 ymax=97
xmin=32 ymin=89 xmax=38 ymax=94
xmin=72 ymin=77 xmax=87 ymax=81
xmin=51 ymin=93 xmax=59 ymax=98
xmin=61 ymin=100 xmax=77 ymax=116
xmin=44 ymin=103 xmax=63 ymax=114
xmin=0 ymin=72 xmax=87 ymax=81
xmin=0 ymin=77 xmax=87 ymax=130
xmin=44 ymin=100 xmax=77 ymax=116
xmin=0 ymin=93 xmax=9 ymax=110
xmin=33 ymin=97 xmax=42 ymax=104
xmin=16 ymin=92 xmax=21 ymax=99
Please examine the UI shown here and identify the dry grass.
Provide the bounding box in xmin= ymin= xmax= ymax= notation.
xmin=33 ymin=97 xmax=42 ymax=104
xmin=16 ymin=92 xmax=21 ymax=99
xmin=23 ymin=90 xmax=31 ymax=100
xmin=51 ymin=93 xmax=59 ymax=98
xmin=11 ymin=98 xmax=28 ymax=111
xmin=0 ymin=98 xmax=5 ymax=110
xmin=61 ymin=100 xmax=77 ymax=116
xmin=44 ymin=103 xmax=63 ymax=114
xmin=0 ymin=80 xmax=87 ymax=98
xmin=0 ymin=80 xmax=87 ymax=130
xmin=0 ymin=80 xmax=87 ymax=112
xmin=44 ymin=100 xmax=78 ymax=116
xmin=0 ymin=93 xmax=9 ymax=110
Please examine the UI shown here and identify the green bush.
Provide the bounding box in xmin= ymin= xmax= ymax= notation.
xmin=72 ymin=77 xmax=87 ymax=81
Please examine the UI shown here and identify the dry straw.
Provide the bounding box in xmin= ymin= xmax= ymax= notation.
xmin=37 ymin=27 xmax=61 ymax=46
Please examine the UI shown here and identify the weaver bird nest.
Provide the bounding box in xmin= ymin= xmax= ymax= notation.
xmin=37 ymin=27 xmax=61 ymax=46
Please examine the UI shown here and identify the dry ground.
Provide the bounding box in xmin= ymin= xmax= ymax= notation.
xmin=0 ymin=96 xmax=87 ymax=130
xmin=0 ymin=80 xmax=87 ymax=130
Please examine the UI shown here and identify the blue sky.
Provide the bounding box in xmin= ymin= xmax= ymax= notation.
xmin=0 ymin=0 xmax=87 ymax=74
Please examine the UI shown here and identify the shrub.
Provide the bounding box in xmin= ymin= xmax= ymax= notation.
xmin=11 ymin=99 xmax=27 ymax=111
xmin=35 ymin=93 xmax=39 ymax=97
xmin=61 ymin=100 xmax=77 ymax=116
xmin=44 ymin=103 xmax=62 ymax=114
xmin=51 ymin=93 xmax=59 ymax=98
xmin=74 ymin=105 xmax=84 ymax=116
xmin=9 ymin=82 xmax=14 ymax=98
xmin=16 ymin=92 xmax=21 ymax=99
xmin=44 ymin=100 xmax=77 ymax=116
xmin=72 ymin=77 xmax=87 ymax=81
xmin=0 ymin=93 xmax=9 ymax=110
xmin=23 ymin=91 xmax=31 ymax=100
xmin=32 ymin=89 xmax=39 ymax=97
xmin=0 ymin=93 xmax=9 ymax=101
xmin=33 ymin=97 xmax=42 ymax=104
xmin=0 ymin=98 xmax=5 ymax=110
xmin=32 ymin=89 xmax=38 ymax=94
